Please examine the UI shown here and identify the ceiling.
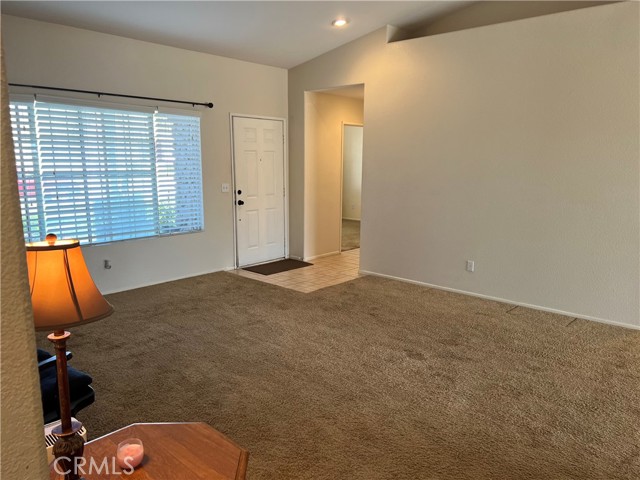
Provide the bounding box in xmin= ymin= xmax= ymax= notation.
xmin=0 ymin=1 xmax=472 ymax=69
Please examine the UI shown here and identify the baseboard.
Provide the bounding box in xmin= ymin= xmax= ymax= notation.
xmin=101 ymin=267 xmax=231 ymax=295
xmin=288 ymin=255 xmax=304 ymax=261
xmin=359 ymin=270 xmax=640 ymax=331
xmin=342 ymin=217 xmax=361 ymax=222
xmin=304 ymin=250 xmax=340 ymax=261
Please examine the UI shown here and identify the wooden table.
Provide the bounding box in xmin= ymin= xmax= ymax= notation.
xmin=49 ymin=422 xmax=248 ymax=479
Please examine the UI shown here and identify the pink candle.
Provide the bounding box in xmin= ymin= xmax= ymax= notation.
xmin=116 ymin=439 xmax=144 ymax=469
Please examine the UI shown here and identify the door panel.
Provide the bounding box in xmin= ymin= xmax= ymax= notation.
xmin=263 ymin=152 xmax=275 ymax=195
xmin=247 ymin=210 xmax=260 ymax=249
xmin=246 ymin=153 xmax=259 ymax=196
xmin=233 ymin=116 xmax=285 ymax=266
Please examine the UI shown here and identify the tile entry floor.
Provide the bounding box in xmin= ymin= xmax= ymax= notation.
xmin=231 ymin=248 xmax=362 ymax=293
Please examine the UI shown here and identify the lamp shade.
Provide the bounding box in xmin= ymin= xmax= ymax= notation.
xmin=26 ymin=234 xmax=113 ymax=331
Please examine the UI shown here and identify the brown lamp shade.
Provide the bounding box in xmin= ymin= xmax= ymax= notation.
xmin=26 ymin=234 xmax=113 ymax=331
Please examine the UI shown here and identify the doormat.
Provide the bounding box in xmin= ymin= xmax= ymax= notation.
xmin=243 ymin=259 xmax=312 ymax=276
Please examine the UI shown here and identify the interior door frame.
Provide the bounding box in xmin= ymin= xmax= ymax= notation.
xmin=229 ymin=113 xmax=289 ymax=268
xmin=339 ymin=122 xmax=364 ymax=253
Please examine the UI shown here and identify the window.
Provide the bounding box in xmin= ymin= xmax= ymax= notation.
xmin=9 ymin=99 xmax=204 ymax=245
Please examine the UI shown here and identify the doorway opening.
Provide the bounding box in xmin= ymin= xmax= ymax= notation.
xmin=341 ymin=124 xmax=363 ymax=252
xmin=303 ymin=84 xmax=364 ymax=264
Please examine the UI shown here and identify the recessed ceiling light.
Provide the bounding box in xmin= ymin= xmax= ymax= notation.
xmin=332 ymin=18 xmax=349 ymax=27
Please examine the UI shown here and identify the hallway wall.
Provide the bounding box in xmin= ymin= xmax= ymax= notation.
xmin=342 ymin=125 xmax=363 ymax=221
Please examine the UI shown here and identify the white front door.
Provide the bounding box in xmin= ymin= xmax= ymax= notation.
xmin=232 ymin=116 xmax=286 ymax=267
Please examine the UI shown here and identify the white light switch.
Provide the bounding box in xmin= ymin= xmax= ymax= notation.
xmin=221 ymin=183 xmax=230 ymax=193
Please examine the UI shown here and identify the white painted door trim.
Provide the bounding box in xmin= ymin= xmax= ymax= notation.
xmin=230 ymin=113 xmax=289 ymax=268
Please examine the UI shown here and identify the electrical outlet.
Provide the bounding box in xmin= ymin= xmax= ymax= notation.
xmin=221 ymin=183 xmax=230 ymax=193
xmin=466 ymin=260 xmax=475 ymax=272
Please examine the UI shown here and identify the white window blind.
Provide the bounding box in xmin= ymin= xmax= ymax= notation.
xmin=9 ymin=99 xmax=204 ymax=245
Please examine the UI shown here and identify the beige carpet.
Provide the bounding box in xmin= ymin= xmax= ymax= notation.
xmin=37 ymin=273 xmax=640 ymax=479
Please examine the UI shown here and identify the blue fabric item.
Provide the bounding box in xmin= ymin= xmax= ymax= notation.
xmin=37 ymin=348 xmax=52 ymax=363
xmin=37 ymin=350 xmax=93 ymax=413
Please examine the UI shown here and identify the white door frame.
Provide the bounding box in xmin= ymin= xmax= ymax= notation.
xmin=339 ymin=122 xmax=364 ymax=252
xmin=229 ymin=113 xmax=289 ymax=268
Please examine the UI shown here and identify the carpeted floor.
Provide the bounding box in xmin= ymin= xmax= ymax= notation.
xmin=37 ymin=273 xmax=640 ymax=479
xmin=342 ymin=219 xmax=360 ymax=251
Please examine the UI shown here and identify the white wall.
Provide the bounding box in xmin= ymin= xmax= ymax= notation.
xmin=2 ymin=15 xmax=288 ymax=294
xmin=304 ymin=92 xmax=363 ymax=259
xmin=342 ymin=125 xmax=363 ymax=221
xmin=289 ymin=2 xmax=640 ymax=327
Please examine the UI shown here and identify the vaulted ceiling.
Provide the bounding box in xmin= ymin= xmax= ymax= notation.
xmin=0 ymin=1 xmax=471 ymax=68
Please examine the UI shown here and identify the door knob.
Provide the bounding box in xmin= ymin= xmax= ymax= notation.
xmin=237 ymin=200 xmax=245 ymax=206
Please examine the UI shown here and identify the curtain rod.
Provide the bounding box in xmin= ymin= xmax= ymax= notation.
xmin=8 ymin=83 xmax=214 ymax=109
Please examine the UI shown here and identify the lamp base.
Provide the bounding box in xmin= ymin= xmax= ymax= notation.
xmin=48 ymin=331 xmax=85 ymax=480
xmin=51 ymin=430 xmax=85 ymax=480
xmin=45 ymin=417 xmax=87 ymax=464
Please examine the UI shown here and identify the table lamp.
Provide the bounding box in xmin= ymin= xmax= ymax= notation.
xmin=27 ymin=233 xmax=113 ymax=480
